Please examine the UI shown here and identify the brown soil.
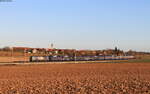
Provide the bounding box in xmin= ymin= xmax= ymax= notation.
xmin=0 ymin=63 xmax=150 ymax=94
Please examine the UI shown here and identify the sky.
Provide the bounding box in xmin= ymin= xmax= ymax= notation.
xmin=0 ymin=0 xmax=150 ymax=52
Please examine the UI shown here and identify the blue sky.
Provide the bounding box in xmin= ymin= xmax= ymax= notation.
xmin=0 ymin=0 xmax=150 ymax=51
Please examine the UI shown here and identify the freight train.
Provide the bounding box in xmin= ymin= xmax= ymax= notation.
xmin=29 ymin=55 xmax=135 ymax=62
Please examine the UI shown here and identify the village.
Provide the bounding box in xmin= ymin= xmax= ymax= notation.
xmin=0 ymin=46 xmax=137 ymax=56
xmin=0 ymin=46 xmax=148 ymax=63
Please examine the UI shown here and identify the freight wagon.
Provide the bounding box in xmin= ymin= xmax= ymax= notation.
xmin=29 ymin=55 xmax=135 ymax=62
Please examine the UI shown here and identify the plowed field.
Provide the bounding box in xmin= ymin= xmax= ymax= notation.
xmin=0 ymin=63 xmax=150 ymax=94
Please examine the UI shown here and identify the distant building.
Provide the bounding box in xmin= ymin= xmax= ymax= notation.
xmin=32 ymin=49 xmax=37 ymax=54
